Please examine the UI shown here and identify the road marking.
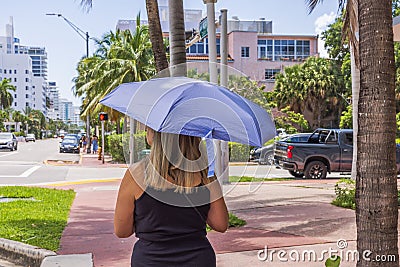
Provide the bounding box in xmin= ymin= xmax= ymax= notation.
xmin=0 ymin=151 xmax=18 ymax=158
xmin=19 ymin=166 xmax=41 ymax=177
xmin=0 ymin=165 xmax=41 ymax=178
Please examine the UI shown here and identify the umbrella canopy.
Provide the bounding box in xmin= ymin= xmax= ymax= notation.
xmin=100 ymin=77 xmax=275 ymax=147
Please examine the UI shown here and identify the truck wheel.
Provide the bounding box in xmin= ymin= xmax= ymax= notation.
xmin=289 ymin=170 xmax=304 ymax=178
xmin=304 ymin=161 xmax=327 ymax=179
xmin=261 ymin=151 xmax=274 ymax=165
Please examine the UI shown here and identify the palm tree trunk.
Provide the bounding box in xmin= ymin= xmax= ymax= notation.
xmin=350 ymin=44 xmax=360 ymax=180
xmin=356 ymin=1 xmax=398 ymax=266
xmin=168 ymin=0 xmax=187 ymax=77
xmin=145 ymin=0 xmax=169 ymax=73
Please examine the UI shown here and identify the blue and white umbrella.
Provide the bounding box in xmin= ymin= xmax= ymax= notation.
xmin=100 ymin=77 xmax=275 ymax=146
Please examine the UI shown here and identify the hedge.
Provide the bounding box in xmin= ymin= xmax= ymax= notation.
xmin=108 ymin=132 xmax=147 ymax=163
xmin=229 ymin=142 xmax=251 ymax=162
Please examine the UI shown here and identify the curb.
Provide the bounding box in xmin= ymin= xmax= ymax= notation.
xmin=0 ymin=238 xmax=56 ymax=267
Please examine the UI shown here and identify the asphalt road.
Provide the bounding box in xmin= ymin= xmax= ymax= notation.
xmin=0 ymin=138 xmax=349 ymax=186
xmin=0 ymin=138 xmax=125 ymax=186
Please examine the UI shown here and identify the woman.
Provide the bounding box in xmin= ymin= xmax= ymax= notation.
xmin=114 ymin=127 xmax=229 ymax=267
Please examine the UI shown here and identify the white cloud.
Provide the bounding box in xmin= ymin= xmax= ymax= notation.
xmin=314 ymin=12 xmax=336 ymax=58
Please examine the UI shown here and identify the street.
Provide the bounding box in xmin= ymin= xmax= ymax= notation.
xmin=0 ymin=138 xmax=351 ymax=187
xmin=0 ymin=138 xmax=125 ymax=186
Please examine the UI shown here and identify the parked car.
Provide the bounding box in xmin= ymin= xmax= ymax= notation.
xmin=249 ymin=133 xmax=312 ymax=165
xmin=59 ymin=137 xmax=80 ymax=153
xmin=25 ymin=133 xmax=36 ymax=142
xmin=274 ymin=128 xmax=400 ymax=179
xmin=0 ymin=132 xmax=18 ymax=151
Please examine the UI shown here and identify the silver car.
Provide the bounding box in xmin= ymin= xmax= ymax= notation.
xmin=0 ymin=132 xmax=18 ymax=151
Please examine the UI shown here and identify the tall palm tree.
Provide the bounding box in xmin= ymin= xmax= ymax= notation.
xmin=168 ymin=0 xmax=186 ymax=76
xmin=308 ymin=1 xmax=398 ymax=266
xmin=79 ymin=0 xmax=169 ymax=74
xmin=145 ymin=0 xmax=169 ymax=73
xmin=0 ymin=78 xmax=15 ymax=110
xmin=74 ymin=19 xmax=155 ymax=132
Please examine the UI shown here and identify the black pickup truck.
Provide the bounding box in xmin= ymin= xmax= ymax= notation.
xmin=274 ymin=128 xmax=400 ymax=179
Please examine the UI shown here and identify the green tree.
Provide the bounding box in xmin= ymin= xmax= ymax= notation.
xmin=0 ymin=79 xmax=15 ymax=110
xmin=73 ymin=18 xmax=155 ymax=134
xmin=273 ymin=56 xmax=345 ymax=128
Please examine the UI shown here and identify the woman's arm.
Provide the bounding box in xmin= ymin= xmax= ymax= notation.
xmin=114 ymin=170 xmax=137 ymax=238
xmin=206 ymin=181 xmax=229 ymax=233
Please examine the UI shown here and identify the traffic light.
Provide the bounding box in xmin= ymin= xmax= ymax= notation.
xmin=99 ymin=112 xmax=108 ymax=121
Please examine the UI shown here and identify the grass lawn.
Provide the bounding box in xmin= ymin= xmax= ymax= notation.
xmin=0 ymin=186 xmax=75 ymax=251
xmin=229 ymin=176 xmax=294 ymax=183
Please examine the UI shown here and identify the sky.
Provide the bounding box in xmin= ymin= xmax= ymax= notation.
xmin=0 ymin=0 xmax=338 ymax=106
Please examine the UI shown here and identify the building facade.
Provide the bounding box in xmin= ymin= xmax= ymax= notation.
xmin=0 ymin=17 xmax=50 ymax=115
xmin=59 ymin=98 xmax=73 ymax=123
xmin=186 ymin=17 xmax=318 ymax=91
xmin=0 ymin=52 xmax=34 ymax=111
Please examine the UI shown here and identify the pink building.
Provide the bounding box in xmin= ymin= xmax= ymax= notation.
xmin=186 ymin=18 xmax=319 ymax=91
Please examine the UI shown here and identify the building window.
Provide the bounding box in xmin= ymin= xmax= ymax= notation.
xmin=241 ymin=47 xmax=250 ymax=58
xmin=3 ymin=70 xmax=6 ymax=74
xmin=14 ymin=70 xmax=17 ymax=74
xmin=274 ymin=40 xmax=295 ymax=61
xmin=14 ymin=78 xmax=17 ymax=82
xmin=14 ymin=102 xmax=17 ymax=107
xmin=296 ymin=40 xmax=310 ymax=59
xmin=26 ymin=102 xmax=29 ymax=107
xmin=25 ymin=70 xmax=29 ymax=74
xmin=26 ymin=86 xmax=29 ymax=90
xmin=9 ymin=69 xmax=11 ymax=74
xmin=257 ymin=40 xmax=273 ymax=59
xmin=14 ymin=94 xmax=17 ymax=99
xmin=187 ymin=39 xmax=206 ymax=54
xmin=26 ymin=94 xmax=29 ymax=98
xmin=25 ymin=78 xmax=29 ymax=82
xmin=265 ymin=69 xmax=280 ymax=80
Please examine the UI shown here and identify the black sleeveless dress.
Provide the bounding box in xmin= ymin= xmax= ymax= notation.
xmin=131 ymin=185 xmax=215 ymax=267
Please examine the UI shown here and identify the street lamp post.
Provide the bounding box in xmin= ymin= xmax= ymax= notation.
xmin=46 ymin=13 xmax=91 ymax=153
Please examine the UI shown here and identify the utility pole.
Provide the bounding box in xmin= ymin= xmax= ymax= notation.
xmin=220 ymin=9 xmax=229 ymax=184
xmin=46 ymin=13 xmax=91 ymax=153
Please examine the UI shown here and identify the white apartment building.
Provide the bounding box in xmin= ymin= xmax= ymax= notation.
xmin=0 ymin=16 xmax=51 ymax=116
xmin=46 ymin=81 xmax=60 ymax=121
xmin=72 ymin=106 xmax=84 ymax=127
xmin=0 ymin=53 xmax=34 ymax=111
xmin=116 ymin=0 xmax=202 ymax=33
xmin=32 ymin=76 xmax=47 ymax=114
xmin=59 ymin=98 xmax=73 ymax=123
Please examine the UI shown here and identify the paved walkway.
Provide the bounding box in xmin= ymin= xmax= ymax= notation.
xmin=48 ymin=152 xmax=366 ymax=267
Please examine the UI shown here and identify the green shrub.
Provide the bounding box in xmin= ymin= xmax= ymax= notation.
xmin=229 ymin=142 xmax=251 ymax=162
xmin=108 ymin=132 xmax=147 ymax=163
xmin=332 ymin=178 xmax=356 ymax=209
xmin=13 ymin=131 xmax=26 ymax=137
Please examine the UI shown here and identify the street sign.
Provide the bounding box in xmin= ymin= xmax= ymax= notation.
xmin=199 ymin=17 xmax=208 ymax=39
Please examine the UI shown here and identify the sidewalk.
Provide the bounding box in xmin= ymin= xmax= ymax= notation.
xmin=49 ymin=177 xmax=364 ymax=267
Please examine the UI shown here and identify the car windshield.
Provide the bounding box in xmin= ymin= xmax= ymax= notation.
xmin=62 ymin=138 xmax=77 ymax=144
xmin=0 ymin=133 xmax=12 ymax=139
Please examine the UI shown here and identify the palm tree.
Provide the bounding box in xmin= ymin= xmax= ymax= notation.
xmin=73 ymin=19 xmax=155 ymax=133
xmin=168 ymin=0 xmax=186 ymax=76
xmin=308 ymin=1 xmax=398 ymax=266
xmin=0 ymin=79 xmax=16 ymax=110
xmin=274 ymin=57 xmax=344 ymax=128
xmin=145 ymin=0 xmax=169 ymax=73
xmin=79 ymin=0 xmax=169 ymax=74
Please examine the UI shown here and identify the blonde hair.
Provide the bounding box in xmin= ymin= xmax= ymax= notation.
xmin=144 ymin=130 xmax=212 ymax=193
